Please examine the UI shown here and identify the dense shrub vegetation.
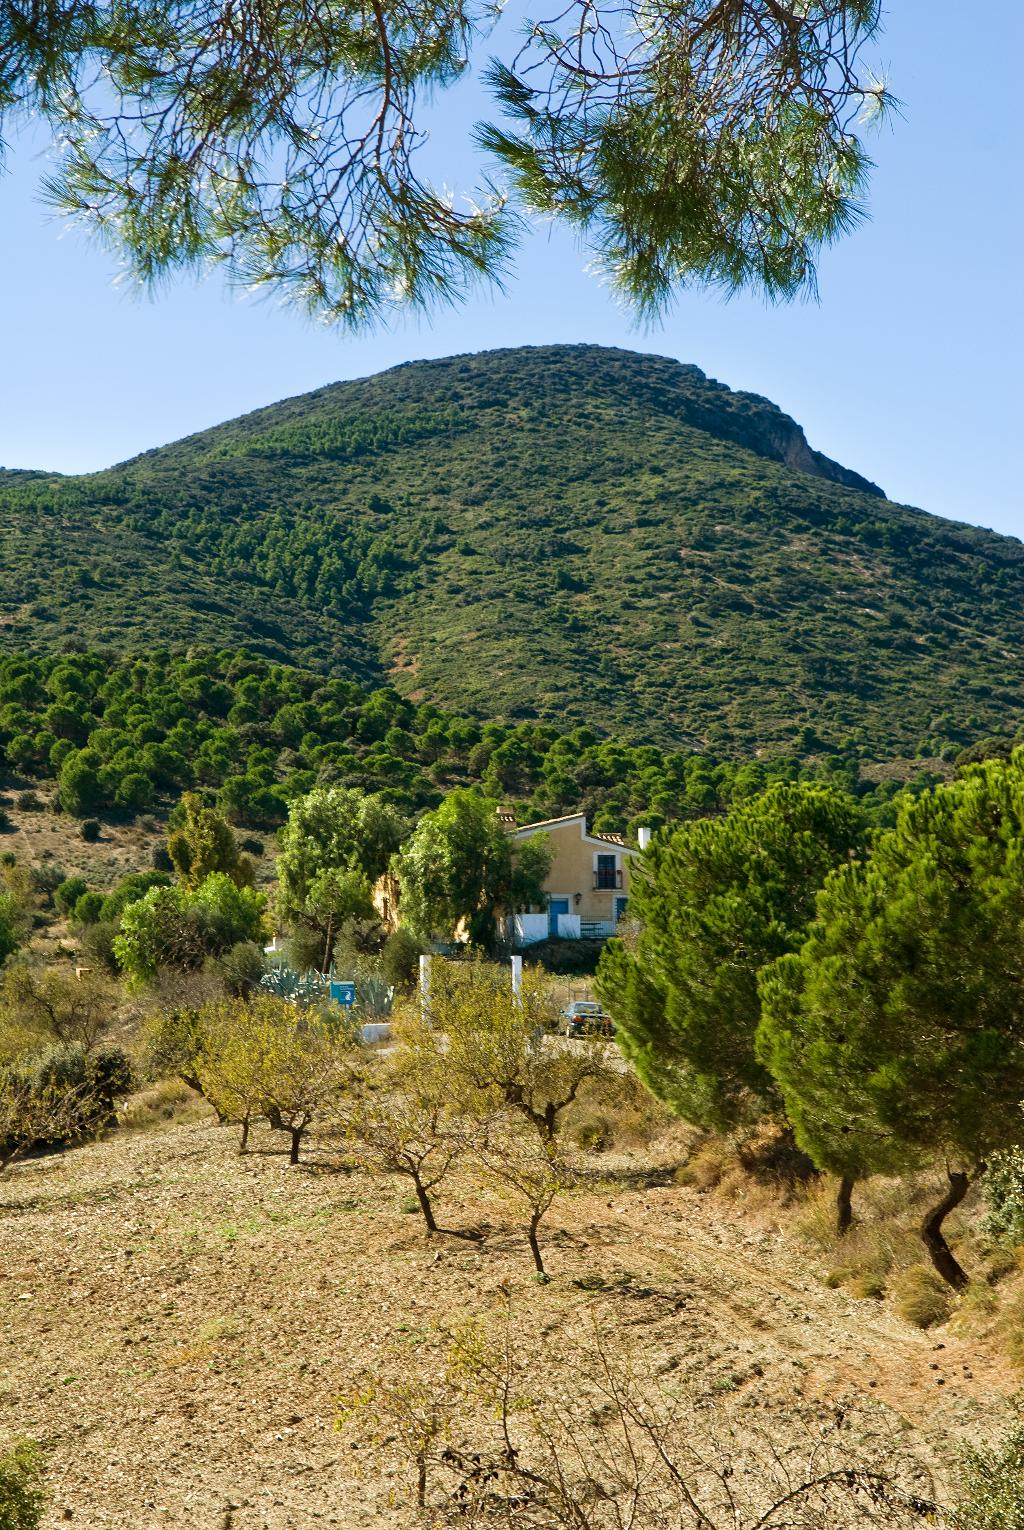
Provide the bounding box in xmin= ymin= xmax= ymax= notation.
xmin=1 ymin=347 xmax=1022 ymax=757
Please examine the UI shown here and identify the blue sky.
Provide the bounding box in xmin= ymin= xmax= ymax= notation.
xmin=1 ymin=1 xmax=1020 ymax=537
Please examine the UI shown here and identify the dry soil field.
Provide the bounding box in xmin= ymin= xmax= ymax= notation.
xmin=0 ymin=1109 xmax=1016 ymax=1528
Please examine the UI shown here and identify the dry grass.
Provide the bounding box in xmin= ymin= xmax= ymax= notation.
xmin=117 ymin=1079 xmax=211 ymax=1133
xmin=673 ymin=1126 xmax=816 ymax=1230
xmin=894 ymin=1266 xmax=953 ymax=1330
xmin=797 ymin=1174 xmax=981 ymax=1299
xmin=671 ymin=1137 xmax=1024 ymax=1377
xmin=563 ymin=1071 xmax=678 ymax=1155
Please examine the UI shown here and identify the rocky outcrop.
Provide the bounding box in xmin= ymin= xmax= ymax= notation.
xmin=647 ymin=358 xmax=886 ymax=498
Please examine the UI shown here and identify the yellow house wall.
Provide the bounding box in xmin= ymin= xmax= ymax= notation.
xmin=519 ymin=819 xmax=636 ymax=923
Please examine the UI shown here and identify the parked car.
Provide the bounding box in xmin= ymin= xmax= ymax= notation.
xmin=560 ymin=1000 xmax=615 ymax=1038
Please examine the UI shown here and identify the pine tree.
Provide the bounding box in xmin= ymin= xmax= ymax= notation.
xmin=598 ymin=782 xmax=864 ymax=1131
xmin=167 ymin=792 xmax=255 ymax=889
xmin=758 ymin=750 xmax=1024 ymax=1288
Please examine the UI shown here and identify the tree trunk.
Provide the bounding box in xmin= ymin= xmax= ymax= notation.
xmin=527 ymin=1210 xmax=546 ymax=1276
xmin=836 ymin=1175 xmax=854 ymax=1235
xmin=921 ymin=1170 xmax=970 ymax=1289
xmin=238 ymin=1114 xmax=250 ymax=1154
xmin=289 ymin=1126 xmax=303 ymax=1166
xmin=412 ymin=1174 xmax=438 ymax=1236
xmin=183 ymin=1070 xmax=229 ymax=1123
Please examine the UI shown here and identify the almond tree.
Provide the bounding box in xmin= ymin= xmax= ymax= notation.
xmin=341 ymin=1028 xmax=464 ymax=1237
xmin=470 ymin=1117 xmax=573 ymax=1277
xmin=431 ymin=965 xmax=613 ymax=1141
xmin=339 ymin=1313 xmax=945 ymax=1526
xmin=198 ymin=995 xmax=356 ymax=1161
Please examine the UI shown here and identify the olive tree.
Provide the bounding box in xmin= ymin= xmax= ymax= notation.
xmin=341 ymin=1015 xmax=465 ymax=1238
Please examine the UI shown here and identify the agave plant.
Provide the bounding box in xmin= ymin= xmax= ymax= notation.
xmin=260 ymin=965 xmax=329 ymax=1008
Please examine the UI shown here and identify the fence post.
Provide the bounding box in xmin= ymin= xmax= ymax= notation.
xmin=419 ymin=953 xmax=432 ymax=1023
xmin=511 ymin=953 xmax=523 ymax=1004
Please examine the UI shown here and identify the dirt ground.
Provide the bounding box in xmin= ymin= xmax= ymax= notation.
xmin=0 ymin=1112 xmax=1016 ymax=1529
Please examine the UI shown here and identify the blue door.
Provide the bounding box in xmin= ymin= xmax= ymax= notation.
xmin=549 ymin=897 xmax=570 ymax=936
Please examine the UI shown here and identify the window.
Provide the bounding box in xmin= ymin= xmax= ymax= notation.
xmin=594 ymin=853 xmax=621 ymax=890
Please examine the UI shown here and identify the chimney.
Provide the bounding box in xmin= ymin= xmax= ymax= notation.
xmin=637 ymin=826 xmax=652 ymax=851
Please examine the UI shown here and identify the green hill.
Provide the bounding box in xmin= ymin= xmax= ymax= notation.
xmin=2 ymin=344 xmax=1021 ymax=757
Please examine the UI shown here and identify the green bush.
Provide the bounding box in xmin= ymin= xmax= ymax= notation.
xmin=113 ymin=873 xmax=268 ymax=983
xmin=99 ymin=870 xmax=171 ymax=924
xmin=72 ymin=891 xmax=104 ymax=926
xmin=0 ymin=894 xmax=20 ymax=964
xmin=956 ymin=1411 xmax=1024 ymax=1528
xmin=380 ymin=927 xmax=424 ymax=990
xmin=79 ymin=919 xmax=119 ymax=972
xmin=54 ymin=875 xmax=89 ymax=915
xmin=89 ymin=1047 xmax=135 ymax=1119
xmin=0 ymin=1439 xmax=45 ymax=1530
xmin=847 ymin=1271 xmax=885 ymax=1300
xmin=983 ymin=1149 xmax=1024 ymax=1246
xmin=80 ymin=818 xmax=101 ymax=842
xmin=217 ymin=940 xmax=267 ymax=997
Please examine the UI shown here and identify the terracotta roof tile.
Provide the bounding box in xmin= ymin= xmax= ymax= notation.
xmin=504 ymin=811 xmax=636 ymax=851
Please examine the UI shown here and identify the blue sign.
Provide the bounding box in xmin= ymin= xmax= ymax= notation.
xmin=330 ymin=981 xmax=356 ymax=1009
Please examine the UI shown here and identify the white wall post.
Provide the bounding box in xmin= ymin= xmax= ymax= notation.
xmin=419 ymin=953 xmax=432 ymax=1023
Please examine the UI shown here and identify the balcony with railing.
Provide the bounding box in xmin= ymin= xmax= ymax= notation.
xmin=593 ymin=867 xmax=623 ymax=890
